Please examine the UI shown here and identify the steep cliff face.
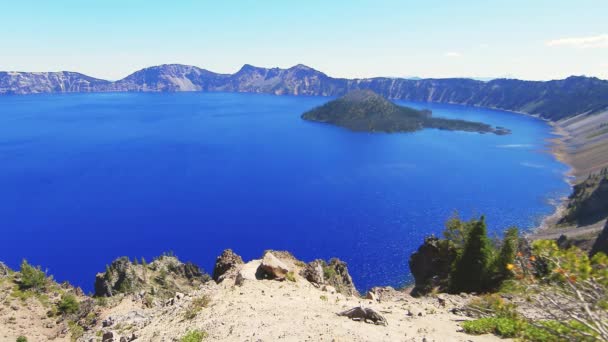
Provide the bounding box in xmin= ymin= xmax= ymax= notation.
xmin=0 ymin=71 xmax=111 ymax=94
xmin=2 ymin=64 xmax=608 ymax=121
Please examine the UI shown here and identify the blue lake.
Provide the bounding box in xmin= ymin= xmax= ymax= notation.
xmin=0 ymin=92 xmax=570 ymax=292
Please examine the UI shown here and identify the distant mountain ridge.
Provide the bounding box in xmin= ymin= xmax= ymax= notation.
xmin=2 ymin=64 xmax=608 ymax=121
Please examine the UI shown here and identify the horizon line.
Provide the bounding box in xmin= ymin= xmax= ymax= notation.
xmin=1 ymin=63 xmax=605 ymax=83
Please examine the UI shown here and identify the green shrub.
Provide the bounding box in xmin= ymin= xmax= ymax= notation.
xmin=19 ymin=259 xmax=46 ymax=291
xmin=67 ymin=321 xmax=84 ymax=342
xmin=462 ymin=317 xmax=521 ymax=337
xmin=322 ymin=265 xmax=336 ymax=280
xmin=450 ymin=217 xmax=494 ymax=293
xmin=57 ymin=294 xmax=80 ymax=315
xmin=180 ymin=330 xmax=208 ymax=342
xmin=463 ymin=317 xmax=597 ymax=341
xmin=285 ymin=271 xmax=296 ymax=282
xmin=16 ymin=336 xmax=27 ymax=342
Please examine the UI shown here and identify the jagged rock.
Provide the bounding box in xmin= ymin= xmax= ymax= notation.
xmin=213 ymin=249 xmax=244 ymax=282
xmin=300 ymin=258 xmax=359 ymax=296
xmin=94 ymin=255 xmax=210 ymax=298
xmin=95 ymin=257 xmax=138 ymax=297
xmin=301 ymin=260 xmax=325 ymax=284
xmin=326 ymin=258 xmax=359 ymax=297
xmin=409 ymin=236 xmax=456 ymax=296
xmin=591 ymin=220 xmax=608 ymax=256
xmin=171 ymin=262 xmax=208 ymax=281
xmin=338 ymin=306 xmax=388 ymax=326
xmin=0 ymin=262 xmax=10 ymax=278
xmin=259 ymin=252 xmax=290 ymax=280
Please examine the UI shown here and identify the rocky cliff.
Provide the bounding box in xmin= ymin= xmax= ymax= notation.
xmin=2 ymin=64 xmax=607 ymax=121
xmin=0 ymin=71 xmax=111 ymax=95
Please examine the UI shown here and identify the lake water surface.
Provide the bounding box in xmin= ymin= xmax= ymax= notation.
xmin=0 ymin=92 xmax=570 ymax=291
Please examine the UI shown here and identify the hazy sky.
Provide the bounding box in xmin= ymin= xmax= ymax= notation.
xmin=1 ymin=0 xmax=606 ymax=81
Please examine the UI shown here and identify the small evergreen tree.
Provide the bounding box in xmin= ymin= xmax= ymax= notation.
xmin=450 ymin=216 xmax=494 ymax=293
xmin=492 ymin=227 xmax=518 ymax=284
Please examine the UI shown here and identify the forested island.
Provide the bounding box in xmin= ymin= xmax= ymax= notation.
xmin=301 ymin=90 xmax=511 ymax=135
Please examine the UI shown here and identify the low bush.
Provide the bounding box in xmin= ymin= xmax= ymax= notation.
xmin=57 ymin=294 xmax=80 ymax=315
xmin=180 ymin=330 xmax=208 ymax=342
xmin=19 ymin=260 xmax=46 ymax=291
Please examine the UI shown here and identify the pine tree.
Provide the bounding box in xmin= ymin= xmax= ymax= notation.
xmin=493 ymin=227 xmax=518 ymax=285
xmin=449 ymin=216 xmax=494 ymax=293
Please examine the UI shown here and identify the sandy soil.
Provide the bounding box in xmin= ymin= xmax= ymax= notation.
xmin=80 ymin=260 xmax=506 ymax=342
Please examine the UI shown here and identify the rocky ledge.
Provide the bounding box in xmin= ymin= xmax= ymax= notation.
xmin=0 ymin=250 xmax=504 ymax=342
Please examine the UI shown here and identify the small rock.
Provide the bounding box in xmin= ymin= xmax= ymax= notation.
xmin=322 ymin=285 xmax=336 ymax=294
xmin=102 ymin=317 xmax=114 ymax=327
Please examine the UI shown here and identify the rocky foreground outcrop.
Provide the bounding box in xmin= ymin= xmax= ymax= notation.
xmin=0 ymin=250 xmax=507 ymax=342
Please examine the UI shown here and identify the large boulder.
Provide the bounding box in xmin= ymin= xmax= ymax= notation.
xmin=300 ymin=258 xmax=359 ymax=296
xmin=409 ymin=236 xmax=457 ymax=296
xmin=258 ymin=252 xmax=290 ymax=280
xmin=235 ymin=260 xmax=262 ymax=286
xmin=591 ymin=220 xmax=608 ymax=256
xmin=212 ymin=249 xmax=244 ymax=282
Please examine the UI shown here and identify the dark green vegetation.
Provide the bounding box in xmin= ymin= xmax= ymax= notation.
xmin=460 ymin=240 xmax=608 ymax=341
xmin=409 ymin=215 xmax=518 ymax=295
xmin=18 ymin=259 xmax=47 ymax=292
xmin=301 ymin=90 xmax=510 ymax=135
xmin=57 ymin=293 xmax=80 ymax=315
xmin=559 ymin=168 xmax=608 ymax=226
xmin=2 ymin=64 xmax=607 ymax=121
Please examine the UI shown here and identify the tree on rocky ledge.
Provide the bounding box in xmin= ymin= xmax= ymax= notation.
xmin=450 ymin=216 xmax=494 ymax=293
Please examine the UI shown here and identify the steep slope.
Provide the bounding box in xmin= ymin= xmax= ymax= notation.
xmin=302 ymin=89 xmax=509 ymax=134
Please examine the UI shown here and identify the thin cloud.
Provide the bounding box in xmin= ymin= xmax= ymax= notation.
xmin=445 ymin=52 xmax=462 ymax=58
xmin=546 ymin=34 xmax=608 ymax=48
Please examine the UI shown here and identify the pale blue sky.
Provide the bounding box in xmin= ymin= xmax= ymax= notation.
xmin=1 ymin=0 xmax=606 ymax=80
